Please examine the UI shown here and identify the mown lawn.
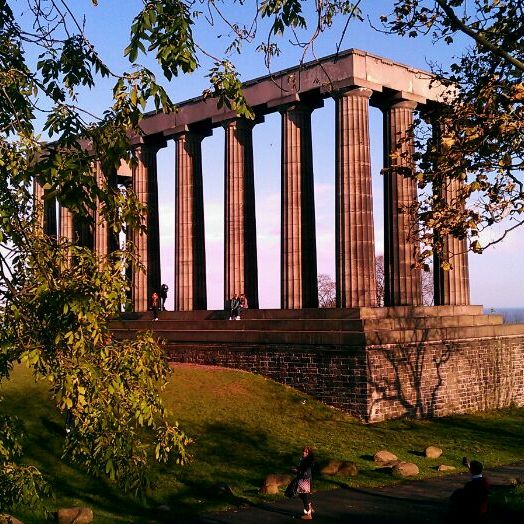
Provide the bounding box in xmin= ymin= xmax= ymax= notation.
xmin=2 ymin=363 xmax=524 ymax=522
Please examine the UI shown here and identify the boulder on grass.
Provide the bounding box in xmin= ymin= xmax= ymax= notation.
xmin=262 ymin=474 xmax=291 ymax=487
xmin=260 ymin=483 xmax=279 ymax=495
xmin=425 ymin=446 xmax=443 ymax=459
xmin=260 ymin=473 xmax=292 ymax=495
xmin=374 ymin=450 xmax=398 ymax=466
xmin=0 ymin=515 xmax=24 ymax=524
xmin=57 ymin=507 xmax=93 ymax=524
xmin=320 ymin=460 xmax=342 ymax=476
xmin=437 ymin=465 xmax=456 ymax=472
xmin=337 ymin=461 xmax=358 ymax=477
xmin=392 ymin=462 xmax=419 ymax=478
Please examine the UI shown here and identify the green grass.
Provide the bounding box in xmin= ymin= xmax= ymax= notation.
xmin=2 ymin=363 xmax=524 ymax=522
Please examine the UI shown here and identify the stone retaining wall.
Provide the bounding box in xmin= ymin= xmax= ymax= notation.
xmin=167 ymin=335 xmax=524 ymax=422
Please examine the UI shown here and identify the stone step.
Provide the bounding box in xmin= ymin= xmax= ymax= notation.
xmin=110 ymin=314 xmax=503 ymax=333
xmin=116 ymin=304 xmax=485 ymax=322
xmin=111 ymin=321 xmax=524 ymax=346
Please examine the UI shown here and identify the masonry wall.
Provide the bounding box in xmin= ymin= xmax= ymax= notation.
xmin=167 ymin=335 xmax=524 ymax=423
xmin=367 ymin=335 xmax=524 ymax=422
xmin=167 ymin=345 xmax=370 ymax=418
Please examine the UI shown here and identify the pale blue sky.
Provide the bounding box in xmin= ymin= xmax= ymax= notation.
xmin=17 ymin=0 xmax=523 ymax=309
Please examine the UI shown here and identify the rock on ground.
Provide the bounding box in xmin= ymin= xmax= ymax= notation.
xmin=0 ymin=516 xmax=24 ymax=524
xmin=320 ymin=460 xmax=342 ymax=475
xmin=57 ymin=507 xmax=93 ymax=524
xmin=260 ymin=474 xmax=292 ymax=494
xmin=337 ymin=461 xmax=359 ymax=477
xmin=262 ymin=474 xmax=292 ymax=487
xmin=425 ymin=446 xmax=443 ymax=459
xmin=320 ymin=460 xmax=358 ymax=477
xmin=392 ymin=462 xmax=420 ymax=477
xmin=374 ymin=450 xmax=398 ymax=466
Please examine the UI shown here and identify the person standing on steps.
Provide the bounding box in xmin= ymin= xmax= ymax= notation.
xmin=229 ymin=293 xmax=240 ymax=320
xmin=239 ymin=293 xmax=248 ymax=320
xmin=151 ymin=291 xmax=160 ymax=321
xmin=160 ymin=283 xmax=169 ymax=311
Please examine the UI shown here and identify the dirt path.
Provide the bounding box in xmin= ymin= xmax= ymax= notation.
xmin=190 ymin=463 xmax=524 ymax=524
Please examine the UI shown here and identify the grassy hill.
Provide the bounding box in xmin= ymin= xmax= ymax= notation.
xmin=2 ymin=363 xmax=524 ymax=522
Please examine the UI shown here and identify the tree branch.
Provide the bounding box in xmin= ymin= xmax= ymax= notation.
xmin=435 ymin=0 xmax=524 ymax=72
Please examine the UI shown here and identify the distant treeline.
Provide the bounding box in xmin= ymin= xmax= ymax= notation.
xmin=485 ymin=307 xmax=524 ymax=324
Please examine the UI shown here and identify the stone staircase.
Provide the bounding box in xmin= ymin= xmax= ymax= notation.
xmin=110 ymin=305 xmax=519 ymax=347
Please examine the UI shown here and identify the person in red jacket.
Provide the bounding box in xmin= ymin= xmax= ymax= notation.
xmin=151 ymin=292 xmax=160 ymax=321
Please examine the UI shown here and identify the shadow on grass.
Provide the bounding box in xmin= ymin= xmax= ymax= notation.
xmin=150 ymin=421 xmax=301 ymax=520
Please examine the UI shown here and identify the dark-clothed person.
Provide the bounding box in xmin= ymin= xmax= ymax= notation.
xmin=450 ymin=459 xmax=489 ymax=523
xmin=229 ymin=293 xmax=240 ymax=320
xmin=160 ymin=283 xmax=169 ymax=311
xmin=286 ymin=446 xmax=315 ymax=520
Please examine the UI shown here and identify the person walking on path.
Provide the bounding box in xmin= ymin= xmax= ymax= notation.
xmin=229 ymin=293 xmax=240 ymax=320
xmin=160 ymin=283 xmax=169 ymax=311
xmin=286 ymin=446 xmax=315 ymax=520
xmin=151 ymin=291 xmax=160 ymax=321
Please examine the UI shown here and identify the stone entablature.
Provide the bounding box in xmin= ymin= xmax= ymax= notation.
xmin=140 ymin=48 xmax=443 ymax=136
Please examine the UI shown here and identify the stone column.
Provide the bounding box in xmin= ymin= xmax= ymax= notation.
xmin=174 ymin=131 xmax=207 ymax=311
xmin=59 ymin=205 xmax=74 ymax=242
xmin=224 ymin=118 xmax=259 ymax=308
xmin=94 ymin=162 xmax=119 ymax=257
xmin=73 ymin=214 xmax=93 ymax=249
xmin=130 ymin=143 xmax=163 ymax=312
xmin=383 ymin=99 xmax=422 ymax=306
xmin=33 ymin=178 xmax=57 ymax=237
xmin=335 ymin=88 xmax=377 ymax=307
xmin=281 ymin=103 xmax=318 ymax=309
xmin=434 ymin=177 xmax=470 ymax=305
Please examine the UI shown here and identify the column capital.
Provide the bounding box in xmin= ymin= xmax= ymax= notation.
xmin=381 ymin=96 xmax=419 ymax=111
xmin=129 ymin=134 xmax=167 ymax=150
xmin=278 ymin=98 xmax=324 ymax=115
xmin=165 ymin=123 xmax=213 ymax=140
xmin=334 ymin=87 xmax=373 ymax=100
xmin=222 ymin=114 xmax=265 ymax=130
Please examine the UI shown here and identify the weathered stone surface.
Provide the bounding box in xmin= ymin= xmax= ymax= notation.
xmin=337 ymin=461 xmax=359 ymax=477
xmin=437 ymin=465 xmax=456 ymax=472
xmin=0 ymin=515 xmax=24 ymax=524
xmin=383 ymin=99 xmax=421 ymax=307
xmin=262 ymin=474 xmax=292 ymax=487
xmin=57 ymin=507 xmax=93 ymax=524
xmin=320 ymin=460 xmax=342 ymax=475
xmin=392 ymin=462 xmax=419 ymax=477
xmin=280 ymin=103 xmax=318 ymax=309
xmin=425 ymin=446 xmax=443 ymax=459
xmin=259 ymin=484 xmax=279 ymax=495
xmin=374 ymin=450 xmax=398 ymax=465
xmin=335 ymin=88 xmax=377 ymax=307
xmin=120 ymin=306 xmax=524 ymax=424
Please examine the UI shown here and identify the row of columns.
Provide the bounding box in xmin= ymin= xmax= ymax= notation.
xmin=37 ymin=88 xmax=470 ymax=311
